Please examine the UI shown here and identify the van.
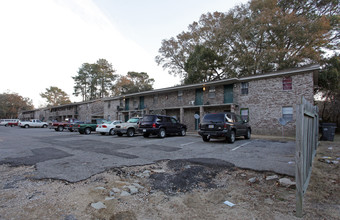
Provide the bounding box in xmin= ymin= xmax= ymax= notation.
xmin=0 ymin=119 xmax=19 ymax=127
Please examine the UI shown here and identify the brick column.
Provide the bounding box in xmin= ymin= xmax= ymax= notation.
xmin=180 ymin=107 xmax=184 ymax=123
xmin=200 ymin=106 xmax=204 ymax=120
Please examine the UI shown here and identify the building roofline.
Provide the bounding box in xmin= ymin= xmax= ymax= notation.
xmin=20 ymin=99 xmax=104 ymax=113
xmin=239 ymin=64 xmax=320 ymax=82
xmin=21 ymin=64 xmax=320 ymax=112
xmin=104 ymin=64 xmax=320 ymax=101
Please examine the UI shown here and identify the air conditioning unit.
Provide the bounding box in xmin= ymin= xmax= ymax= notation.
xmin=189 ymin=100 xmax=195 ymax=105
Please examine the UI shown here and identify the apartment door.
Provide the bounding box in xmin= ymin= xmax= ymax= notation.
xmin=224 ymin=85 xmax=233 ymax=103
xmin=195 ymin=88 xmax=203 ymax=105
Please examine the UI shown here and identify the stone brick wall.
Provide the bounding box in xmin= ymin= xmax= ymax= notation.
xmin=104 ymin=99 xmax=121 ymax=121
xmin=234 ymin=72 xmax=314 ymax=136
xmin=74 ymin=100 xmax=104 ymax=122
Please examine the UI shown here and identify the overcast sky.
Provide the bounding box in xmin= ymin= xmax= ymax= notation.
xmin=0 ymin=0 xmax=248 ymax=107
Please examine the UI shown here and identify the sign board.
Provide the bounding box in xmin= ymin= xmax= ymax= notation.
xmin=194 ymin=114 xmax=200 ymax=119
xmin=279 ymin=117 xmax=287 ymax=126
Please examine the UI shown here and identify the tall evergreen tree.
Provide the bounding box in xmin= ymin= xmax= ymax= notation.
xmin=73 ymin=59 xmax=117 ymax=101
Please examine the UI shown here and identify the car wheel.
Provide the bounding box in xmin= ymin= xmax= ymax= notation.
xmin=54 ymin=128 xmax=58 ymax=131
xmin=202 ymin=135 xmax=210 ymax=142
xmin=143 ymin=133 xmax=150 ymax=138
xmin=5 ymin=124 xmax=8 ymax=127
xmin=84 ymin=128 xmax=91 ymax=135
xmin=180 ymin=128 xmax=186 ymax=136
xmin=58 ymin=126 xmax=64 ymax=131
xmin=11 ymin=124 xmax=14 ymax=127
xmin=244 ymin=129 xmax=251 ymax=139
xmin=158 ymin=128 xmax=166 ymax=138
xmin=42 ymin=124 xmax=47 ymax=128
xmin=100 ymin=132 xmax=106 ymax=135
xmin=109 ymin=129 xmax=115 ymax=135
xmin=25 ymin=124 xmax=29 ymax=128
xmin=227 ymin=130 xmax=236 ymax=143
xmin=117 ymin=133 xmax=123 ymax=137
xmin=127 ymin=128 xmax=135 ymax=137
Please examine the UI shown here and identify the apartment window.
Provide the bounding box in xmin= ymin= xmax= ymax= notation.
xmin=133 ymin=98 xmax=137 ymax=108
xmin=240 ymin=108 xmax=249 ymax=121
xmin=241 ymin=82 xmax=248 ymax=95
xmin=283 ymin=76 xmax=292 ymax=90
xmin=108 ymin=102 xmax=111 ymax=109
xmin=208 ymin=86 xmax=216 ymax=98
xmin=282 ymin=106 xmax=293 ymax=122
xmin=153 ymin=95 xmax=158 ymax=104
xmin=178 ymin=91 xmax=183 ymax=101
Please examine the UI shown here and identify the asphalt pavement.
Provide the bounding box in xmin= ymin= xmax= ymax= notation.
xmin=0 ymin=126 xmax=296 ymax=182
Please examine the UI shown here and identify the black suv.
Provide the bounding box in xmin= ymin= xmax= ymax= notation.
xmin=138 ymin=115 xmax=187 ymax=138
xmin=198 ymin=112 xmax=251 ymax=143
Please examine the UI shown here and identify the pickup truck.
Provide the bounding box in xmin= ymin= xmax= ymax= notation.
xmin=66 ymin=121 xmax=85 ymax=132
xmin=19 ymin=119 xmax=48 ymax=128
xmin=78 ymin=119 xmax=107 ymax=135
xmin=115 ymin=117 xmax=142 ymax=137
xmin=52 ymin=119 xmax=81 ymax=132
xmin=8 ymin=121 xmax=19 ymax=127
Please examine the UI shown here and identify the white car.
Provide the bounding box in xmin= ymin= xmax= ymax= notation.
xmin=96 ymin=120 xmax=122 ymax=135
xmin=19 ymin=119 xmax=48 ymax=128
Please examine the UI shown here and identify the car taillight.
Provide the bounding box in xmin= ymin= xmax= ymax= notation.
xmin=152 ymin=123 xmax=156 ymax=128
xmin=102 ymin=125 xmax=107 ymax=128
xmin=78 ymin=125 xmax=80 ymax=128
xmin=199 ymin=123 xmax=201 ymax=129
xmin=96 ymin=125 xmax=98 ymax=127
xmin=224 ymin=123 xmax=227 ymax=129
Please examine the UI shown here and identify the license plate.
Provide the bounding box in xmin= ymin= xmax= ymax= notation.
xmin=208 ymin=125 xmax=214 ymax=129
xmin=143 ymin=129 xmax=146 ymax=132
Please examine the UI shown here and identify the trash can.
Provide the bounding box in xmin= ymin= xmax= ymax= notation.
xmin=320 ymin=123 xmax=337 ymax=141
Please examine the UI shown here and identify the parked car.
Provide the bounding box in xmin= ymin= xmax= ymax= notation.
xmin=52 ymin=118 xmax=81 ymax=132
xmin=115 ymin=117 xmax=142 ymax=137
xmin=138 ymin=115 xmax=187 ymax=138
xmin=0 ymin=119 xmax=19 ymax=127
xmin=19 ymin=119 xmax=48 ymax=128
xmin=198 ymin=112 xmax=251 ymax=143
xmin=96 ymin=120 xmax=122 ymax=135
xmin=78 ymin=119 xmax=107 ymax=135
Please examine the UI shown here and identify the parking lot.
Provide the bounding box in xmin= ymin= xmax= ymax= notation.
xmin=0 ymin=126 xmax=296 ymax=182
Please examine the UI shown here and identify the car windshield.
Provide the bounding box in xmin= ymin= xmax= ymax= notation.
xmin=142 ymin=116 xmax=155 ymax=122
xmin=127 ymin=118 xmax=139 ymax=123
xmin=203 ymin=114 xmax=225 ymax=123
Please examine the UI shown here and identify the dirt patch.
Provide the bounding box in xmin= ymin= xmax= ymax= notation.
xmin=150 ymin=158 xmax=235 ymax=195
xmin=0 ymin=139 xmax=339 ymax=220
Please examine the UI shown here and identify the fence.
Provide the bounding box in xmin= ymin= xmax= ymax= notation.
xmin=295 ymin=96 xmax=319 ymax=217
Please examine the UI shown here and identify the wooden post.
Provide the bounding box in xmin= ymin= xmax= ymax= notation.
xmin=295 ymin=99 xmax=304 ymax=217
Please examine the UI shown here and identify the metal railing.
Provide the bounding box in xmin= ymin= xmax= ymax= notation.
xmin=295 ymin=96 xmax=319 ymax=217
